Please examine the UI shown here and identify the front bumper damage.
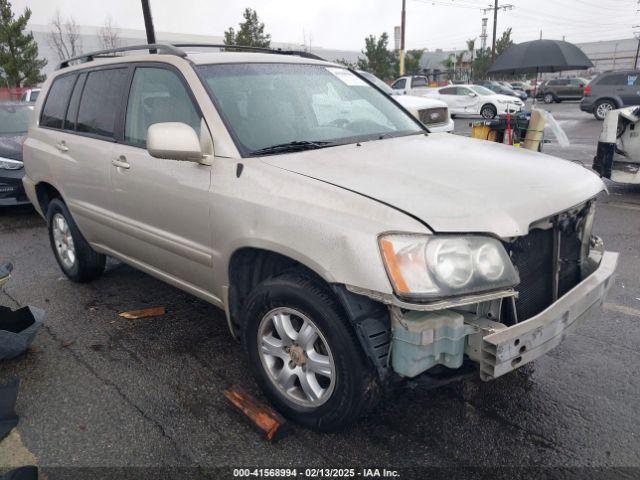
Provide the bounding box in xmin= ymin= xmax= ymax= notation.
xmin=383 ymin=246 xmax=617 ymax=381
xmin=472 ymin=250 xmax=617 ymax=380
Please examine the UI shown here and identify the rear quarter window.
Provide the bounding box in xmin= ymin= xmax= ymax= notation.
xmin=40 ymin=75 xmax=76 ymax=129
xmin=76 ymin=68 xmax=129 ymax=138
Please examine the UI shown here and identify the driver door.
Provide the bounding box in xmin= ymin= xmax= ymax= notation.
xmin=453 ymin=87 xmax=480 ymax=113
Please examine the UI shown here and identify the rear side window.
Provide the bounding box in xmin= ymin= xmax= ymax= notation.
xmin=439 ymin=87 xmax=456 ymax=95
xmin=40 ymin=75 xmax=76 ymax=129
xmin=412 ymin=76 xmax=428 ymax=87
xmin=597 ymin=74 xmax=629 ymax=86
xmin=77 ymin=68 xmax=128 ymax=138
xmin=64 ymin=73 xmax=87 ymax=131
xmin=124 ymin=67 xmax=201 ymax=148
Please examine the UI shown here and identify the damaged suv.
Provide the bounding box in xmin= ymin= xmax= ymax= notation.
xmin=23 ymin=44 xmax=618 ymax=431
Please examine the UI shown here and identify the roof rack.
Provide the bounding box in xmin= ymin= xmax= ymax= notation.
xmin=57 ymin=42 xmax=326 ymax=70
xmin=171 ymin=43 xmax=326 ymax=61
xmin=57 ymin=43 xmax=187 ymax=69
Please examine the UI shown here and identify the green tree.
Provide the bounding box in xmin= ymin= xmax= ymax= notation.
xmin=496 ymin=27 xmax=513 ymax=55
xmin=472 ymin=47 xmax=492 ymax=80
xmin=357 ymin=33 xmax=395 ymax=80
xmin=224 ymin=8 xmax=271 ymax=48
xmin=404 ymin=49 xmax=424 ymax=76
xmin=334 ymin=58 xmax=357 ymax=69
xmin=466 ymin=38 xmax=476 ymax=81
xmin=0 ymin=0 xmax=46 ymax=87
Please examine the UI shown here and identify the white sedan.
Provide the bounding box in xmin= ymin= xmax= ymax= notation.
xmin=358 ymin=71 xmax=454 ymax=133
xmin=423 ymin=84 xmax=524 ymax=119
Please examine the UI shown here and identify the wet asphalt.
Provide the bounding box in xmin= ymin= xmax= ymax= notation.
xmin=0 ymin=102 xmax=639 ymax=478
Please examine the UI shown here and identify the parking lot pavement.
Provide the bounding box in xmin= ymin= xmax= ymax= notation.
xmin=1 ymin=100 xmax=639 ymax=476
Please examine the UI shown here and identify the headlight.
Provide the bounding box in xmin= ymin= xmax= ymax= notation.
xmin=379 ymin=234 xmax=519 ymax=299
xmin=0 ymin=159 xmax=23 ymax=170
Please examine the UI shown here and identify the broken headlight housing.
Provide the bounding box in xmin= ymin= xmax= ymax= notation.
xmin=379 ymin=234 xmax=519 ymax=300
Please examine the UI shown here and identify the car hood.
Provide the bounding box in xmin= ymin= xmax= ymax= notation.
xmin=260 ymin=134 xmax=604 ymax=238
xmin=494 ymin=94 xmax=523 ymax=104
xmin=0 ymin=134 xmax=25 ymax=161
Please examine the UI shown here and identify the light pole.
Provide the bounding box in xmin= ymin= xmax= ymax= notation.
xmin=141 ymin=0 xmax=156 ymax=53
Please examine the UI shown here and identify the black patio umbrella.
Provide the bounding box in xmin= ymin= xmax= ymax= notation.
xmin=487 ymin=39 xmax=593 ymax=102
xmin=488 ymin=39 xmax=593 ymax=75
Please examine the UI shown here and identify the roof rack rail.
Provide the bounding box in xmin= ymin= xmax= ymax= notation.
xmin=57 ymin=43 xmax=187 ymax=69
xmin=171 ymin=43 xmax=326 ymax=61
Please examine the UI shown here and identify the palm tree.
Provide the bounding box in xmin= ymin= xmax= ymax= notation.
xmin=466 ymin=38 xmax=476 ymax=81
xmin=456 ymin=51 xmax=465 ymax=81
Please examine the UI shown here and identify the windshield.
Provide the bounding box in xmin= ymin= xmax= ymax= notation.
xmin=357 ymin=71 xmax=394 ymax=95
xmin=197 ymin=63 xmax=423 ymax=156
xmin=0 ymin=105 xmax=33 ymax=134
xmin=470 ymin=85 xmax=494 ymax=96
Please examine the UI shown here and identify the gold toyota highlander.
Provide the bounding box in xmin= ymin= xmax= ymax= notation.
xmin=23 ymin=44 xmax=618 ymax=431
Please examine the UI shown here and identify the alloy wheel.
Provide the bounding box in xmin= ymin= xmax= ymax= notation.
xmin=257 ymin=307 xmax=335 ymax=408
xmin=52 ymin=213 xmax=76 ymax=269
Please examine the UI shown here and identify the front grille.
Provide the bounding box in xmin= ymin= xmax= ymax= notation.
xmin=419 ymin=107 xmax=448 ymax=126
xmin=502 ymin=206 xmax=589 ymax=324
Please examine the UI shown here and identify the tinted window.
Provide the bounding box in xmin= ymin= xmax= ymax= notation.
xmin=30 ymin=90 xmax=40 ymax=101
xmin=77 ymin=68 xmax=128 ymax=138
xmin=439 ymin=87 xmax=456 ymax=95
xmin=392 ymin=79 xmax=406 ymax=90
xmin=412 ymin=76 xmax=428 ymax=87
xmin=125 ymin=67 xmax=201 ymax=148
xmin=40 ymin=75 xmax=76 ymax=129
xmin=597 ymin=74 xmax=627 ymax=86
xmin=0 ymin=105 xmax=33 ymax=134
xmin=64 ymin=73 xmax=86 ymax=131
xmin=457 ymin=87 xmax=472 ymax=95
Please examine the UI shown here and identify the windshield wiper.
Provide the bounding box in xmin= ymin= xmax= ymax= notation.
xmin=250 ymin=140 xmax=334 ymax=156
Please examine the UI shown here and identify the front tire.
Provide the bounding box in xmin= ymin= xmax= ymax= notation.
xmin=543 ymin=93 xmax=555 ymax=104
xmin=242 ymin=270 xmax=378 ymax=431
xmin=46 ymin=198 xmax=106 ymax=282
xmin=480 ymin=104 xmax=497 ymax=119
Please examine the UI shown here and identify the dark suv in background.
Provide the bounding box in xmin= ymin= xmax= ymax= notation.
xmin=539 ymin=78 xmax=587 ymax=104
xmin=580 ymin=70 xmax=640 ymax=120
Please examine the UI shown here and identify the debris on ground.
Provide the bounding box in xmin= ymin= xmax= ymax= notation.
xmin=118 ymin=307 xmax=166 ymax=320
xmin=0 ymin=378 xmax=19 ymax=442
xmin=0 ymin=307 xmax=45 ymax=361
xmin=223 ymin=385 xmax=289 ymax=442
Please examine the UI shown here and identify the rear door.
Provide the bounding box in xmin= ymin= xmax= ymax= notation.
xmin=109 ymin=64 xmax=214 ymax=292
xmin=436 ymin=87 xmax=459 ymax=113
xmin=453 ymin=86 xmax=480 ymax=113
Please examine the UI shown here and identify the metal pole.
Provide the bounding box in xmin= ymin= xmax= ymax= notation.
xmin=635 ymin=36 xmax=640 ymax=69
xmin=400 ymin=0 xmax=406 ymax=76
xmin=491 ymin=0 xmax=498 ymax=62
xmin=141 ymin=0 xmax=157 ymax=53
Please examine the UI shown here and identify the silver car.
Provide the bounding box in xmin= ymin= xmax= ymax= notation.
xmin=23 ymin=44 xmax=618 ymax=431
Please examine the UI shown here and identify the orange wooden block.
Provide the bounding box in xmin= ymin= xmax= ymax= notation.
xmin=119 ymin=307 xmax=166 ymax=320
xmin=223 ymin=385 xmax=288 ymax=442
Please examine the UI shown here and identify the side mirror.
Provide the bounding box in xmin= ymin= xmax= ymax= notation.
xmin=468 ymin=92 xmax=477 ymax=97
xmin=147 ymin=122 xmax=204 ymax=162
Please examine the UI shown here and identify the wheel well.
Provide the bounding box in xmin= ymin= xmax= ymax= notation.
xmin=35 ymin=182 xmax=62 ymax=215
xmin=596 ymin=97 xmax=619 ymax=108
xmin=227 ymin=248 xmax=323 ymax=334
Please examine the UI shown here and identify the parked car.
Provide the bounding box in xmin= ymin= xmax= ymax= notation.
xmin=476 ymin=81 xmax=528 ymax=102
xmin=580 ymin=70 xmax=640 ymax=120
xmin=538 ymin=78 xmax=586 ymax=104
xmin=509 ymin=81 xmax=532 ymax=96
xmin=357 ymin=71 xmax=454 ymax=133
xmin=20 ymin=88 xmax=40 ymax=103
xmin=23 ymin=45 xmax=617 ymax=431
xmin=424 ymin=84 xmax=524 ymax=119
xmin=390 ymin=75 xmax=431 ymax=95
xmin=0 ymin=102 xmax=33 ymax=206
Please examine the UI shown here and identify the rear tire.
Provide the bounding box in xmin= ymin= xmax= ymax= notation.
xmin=594 ymin=99 xmax=616 ymax=121
xmin=480 ymin=104 xmax=497 ymax=119
xmin=543 ymin=93 xmax=555 ymax=104
xmin=46 ymin=198 xmax=106 ymax=282
xmin=242 ymin=269 xmax=378 ymax=431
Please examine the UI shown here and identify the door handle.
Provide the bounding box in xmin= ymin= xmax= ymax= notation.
xmin=111 ymin=156 xmax=130 ymax=170
xmin=55 ymin=141 xmax=68 ymax=152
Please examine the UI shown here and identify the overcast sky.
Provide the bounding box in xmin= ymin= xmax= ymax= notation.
xmin=13 ymin=0 xmax=639 ymax=52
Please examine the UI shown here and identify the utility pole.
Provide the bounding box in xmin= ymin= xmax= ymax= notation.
xmin=491 ymin=0 xmax=498 ymax=62
xmin=483 ymin=1 xmax=514 ymax=62
xmin=400 ymin=0 xmax=406 ymax=76
xmin=141 ymin=0 xmax=156 ymax=53
xmin=634 ymin=26 xmax=640 ymax=69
